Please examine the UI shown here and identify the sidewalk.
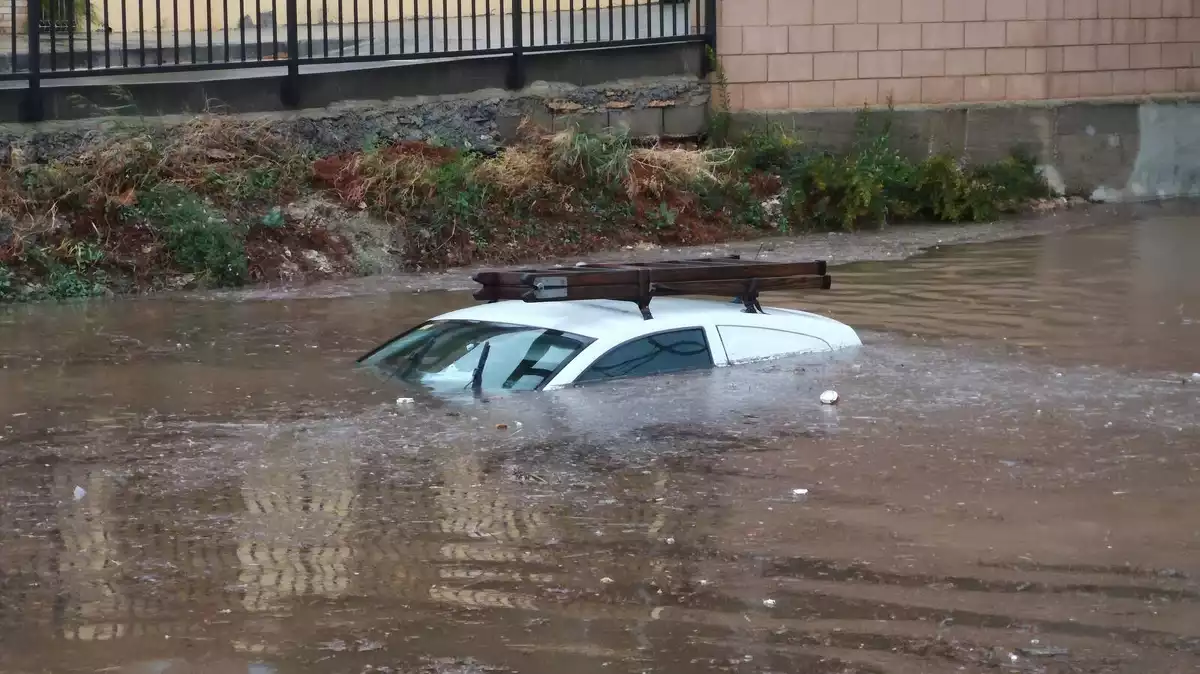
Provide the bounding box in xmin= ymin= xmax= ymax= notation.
xmin=1 ymin=3 xmax=700 ymax=73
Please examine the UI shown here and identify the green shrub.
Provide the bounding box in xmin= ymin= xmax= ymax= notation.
xmin=0 ymin=263 xmax=13 ymax=299
xmin=129 ymin=184 xmax=248 ymax=287
xmin=972 ymin=152 xmax=1051 ymax=208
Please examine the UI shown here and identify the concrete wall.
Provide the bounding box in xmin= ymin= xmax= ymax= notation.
xmin=718 ymin=0 xmax=1200 ymax=110
xmin=732 ymin=96 xmax=1200 ymax=199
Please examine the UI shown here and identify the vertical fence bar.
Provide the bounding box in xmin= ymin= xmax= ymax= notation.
xmin=121 ymin=0 xmax=128 ymax=65
xmin=47 ymin=0 xmax=57 ymax=71
xmin=21 ymin=0 xmax=43 ymax=121
xmin=657 ymin=0 xmax=663 ymax=40
xmin=155 ymin=0 xmax=163 ymax=64
xmin=383 ymin=0 xmax=388 ymax=53
xmin=351 ymin=0 xmax=358 ymax=55
xmin=606 ymin=0 xmax=612 ymax=42
xmin=412 ymin=0 xmax=419 ymax=51
xmin=139 ymin=0 xmax=146 ymax=64
xmin=255 ymin=0 xmax=262 ymax=59
xmin=85 ymin=0 xmax=94 ymax=69
xmin=367 ymin=0 xmax=374 ymax=54
xmin=483 ymin=0 xmax=489 ymax=48
xmin=505 ymin=0 xmax=521 ymax=87
xmin=425 ymin=0 xmax=431 ymax=52
xmin=7 ymin=0 xmax=15 ymax=69
xmin=189 ymin=0 xmax=196 ymax=63
xmin=239 ymin=0 xmax=246 ymax=60
xmin=320 ymin=0 xmax=326 ymax=56
xmin=457 ymin=0 xmax=462 ymax=51
xmin=67 ymin=0 xmax=76 ymax=71
xmin=700 ymin=0 xmax=714 ymax=74
xmin=281 ymin=0 xmax=299 ymax=105
xmin=553 ymin=0 xmax=559 ymax=45
xmin=469 ymin=0 xmax=475 ymax=50
xmin=440 ymin=0 xmax=446 ymax=51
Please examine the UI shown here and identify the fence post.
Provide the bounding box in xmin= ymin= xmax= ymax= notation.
xmin=280 ymin=0 xmax=301 ymax=107
xmin=505 ymin=0 xmax=525 ymax=90
xmin=20 ymin=0 xmax=44 ymax=122
xmin=700 ymin=0 xmax=717 ymax=76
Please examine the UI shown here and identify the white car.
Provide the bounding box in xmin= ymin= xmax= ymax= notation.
xmin=358 ymin=296 xmax=861 ymax=393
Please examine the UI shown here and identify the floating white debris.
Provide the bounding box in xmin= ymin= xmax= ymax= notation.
xmin=819 ymin=390 xmax=839 ymax=405
xmin=395 ymin=397 xmax=415 ymax=405
xmin=762 ymin=599 xmax=776 ymax=608
xmin=575 ymin=262 xmax=588 ymax=267
xmin=1193 ymin=373 xmax=1200 ymax=380
xmin=73 ymin=486 xmax=86 ymax=501
xmin=792 ymin=488 xmax=809 ymax=496
xmin=665 ymin=537 xmax=675 ymax=545
xmin=600 ymin=577 xmax=614 ymax=584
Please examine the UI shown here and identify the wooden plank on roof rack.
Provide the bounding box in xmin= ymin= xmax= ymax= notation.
xmin=473 ymin=261 xmax=827 ymax=288
xmin=473 ymin=275 xmax=831 ymax=303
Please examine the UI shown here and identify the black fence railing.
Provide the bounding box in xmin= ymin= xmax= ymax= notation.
xmin=3 ymin=0 xmax=715 ymax=121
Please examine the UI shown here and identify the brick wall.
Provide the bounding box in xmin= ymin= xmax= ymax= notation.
xmin=718 ymin=0 xmax=1200 ymax=110
xmin=0 ymin=0 xmax=27 ymax=33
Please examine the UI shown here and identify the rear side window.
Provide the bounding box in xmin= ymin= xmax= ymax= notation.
xmin=576 ymin=328 xmax=713 ymax=383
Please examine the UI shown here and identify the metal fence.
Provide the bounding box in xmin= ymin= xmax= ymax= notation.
xmin=2 ymin=0 xmax=713 ymax=120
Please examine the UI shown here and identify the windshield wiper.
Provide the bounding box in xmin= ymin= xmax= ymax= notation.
xmin=470 ymin=341 xmax=492 ymax=395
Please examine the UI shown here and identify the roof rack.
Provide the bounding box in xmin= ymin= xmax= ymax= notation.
xmin=472 ymin=255 xmax=831 ymax=320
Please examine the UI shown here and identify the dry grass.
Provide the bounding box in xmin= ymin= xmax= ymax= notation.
xmin=472 ymin=146 xmax=554 ymax=194
xmin=6 ymin=115 xmax=309 ymax=218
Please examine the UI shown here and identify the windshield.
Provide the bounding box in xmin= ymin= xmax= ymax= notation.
xmin=358 ymin=320 xmax=593 ymax=392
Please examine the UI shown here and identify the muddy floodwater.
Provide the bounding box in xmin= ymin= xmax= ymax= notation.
xmin=1 ymin=207 xmax=1199 ymax=674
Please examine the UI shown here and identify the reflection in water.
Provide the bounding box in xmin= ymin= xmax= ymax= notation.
xmin=1 ymin=214 xmax=1199 ymax=674
xmin=784 ymin=215 xmax=1200 ymax=371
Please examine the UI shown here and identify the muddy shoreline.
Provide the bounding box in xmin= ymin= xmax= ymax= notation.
xmin=198 ymin=199 xmax=1197 ymax=301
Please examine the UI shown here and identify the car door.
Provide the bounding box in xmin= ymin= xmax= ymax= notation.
xmin=559 ymin=327 xmax=718 ymax=386
xmin=715 ymin=324 xmax=833 ymax=364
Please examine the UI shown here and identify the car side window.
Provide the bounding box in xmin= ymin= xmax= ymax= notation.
xmin=575 ymin=328 xmax=713 ymax=383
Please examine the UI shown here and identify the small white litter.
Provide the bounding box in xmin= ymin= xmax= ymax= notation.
xmin=792 ymin=488 xmax=809 ymax=496
xmin=762 ymin=599 xmax=777 ymax=608
xmin=819 ymin=390 xmax=839 ymax=405
xmin=600 ymin=577 xmax=614 ymax=584
xmin=395 ymin=397 xmax=415 ymax=405
xmin=73 ymin=486 xmax=87 ymax=501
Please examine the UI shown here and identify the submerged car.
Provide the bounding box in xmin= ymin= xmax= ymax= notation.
xmin=358 ymin=257 xmax=861 ymax=393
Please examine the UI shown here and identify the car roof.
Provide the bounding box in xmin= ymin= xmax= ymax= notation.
xmin=433 ymin=298 xmax=760 ymax=339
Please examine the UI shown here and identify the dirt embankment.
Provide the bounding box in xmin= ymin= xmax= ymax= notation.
xmin=0 ymin=114 xmax=1064 ymax=303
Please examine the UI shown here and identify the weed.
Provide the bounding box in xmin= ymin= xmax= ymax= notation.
xmin=0 ymin=263 xmax=12 ymax=299
xmin=130 ymin=184 xmax=248 ymax=287
xmin=649 ymin=202 xmax=678 ymax=231
xmin=260 ymin=206 xmax=286 ymax=229
xmin=549 ymin=127 xmax=634 ymax=190
xmin=44 ymin=265 xmax=108 ymax=300
xmin=705 ymin=46 xmax=733 ymax=147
